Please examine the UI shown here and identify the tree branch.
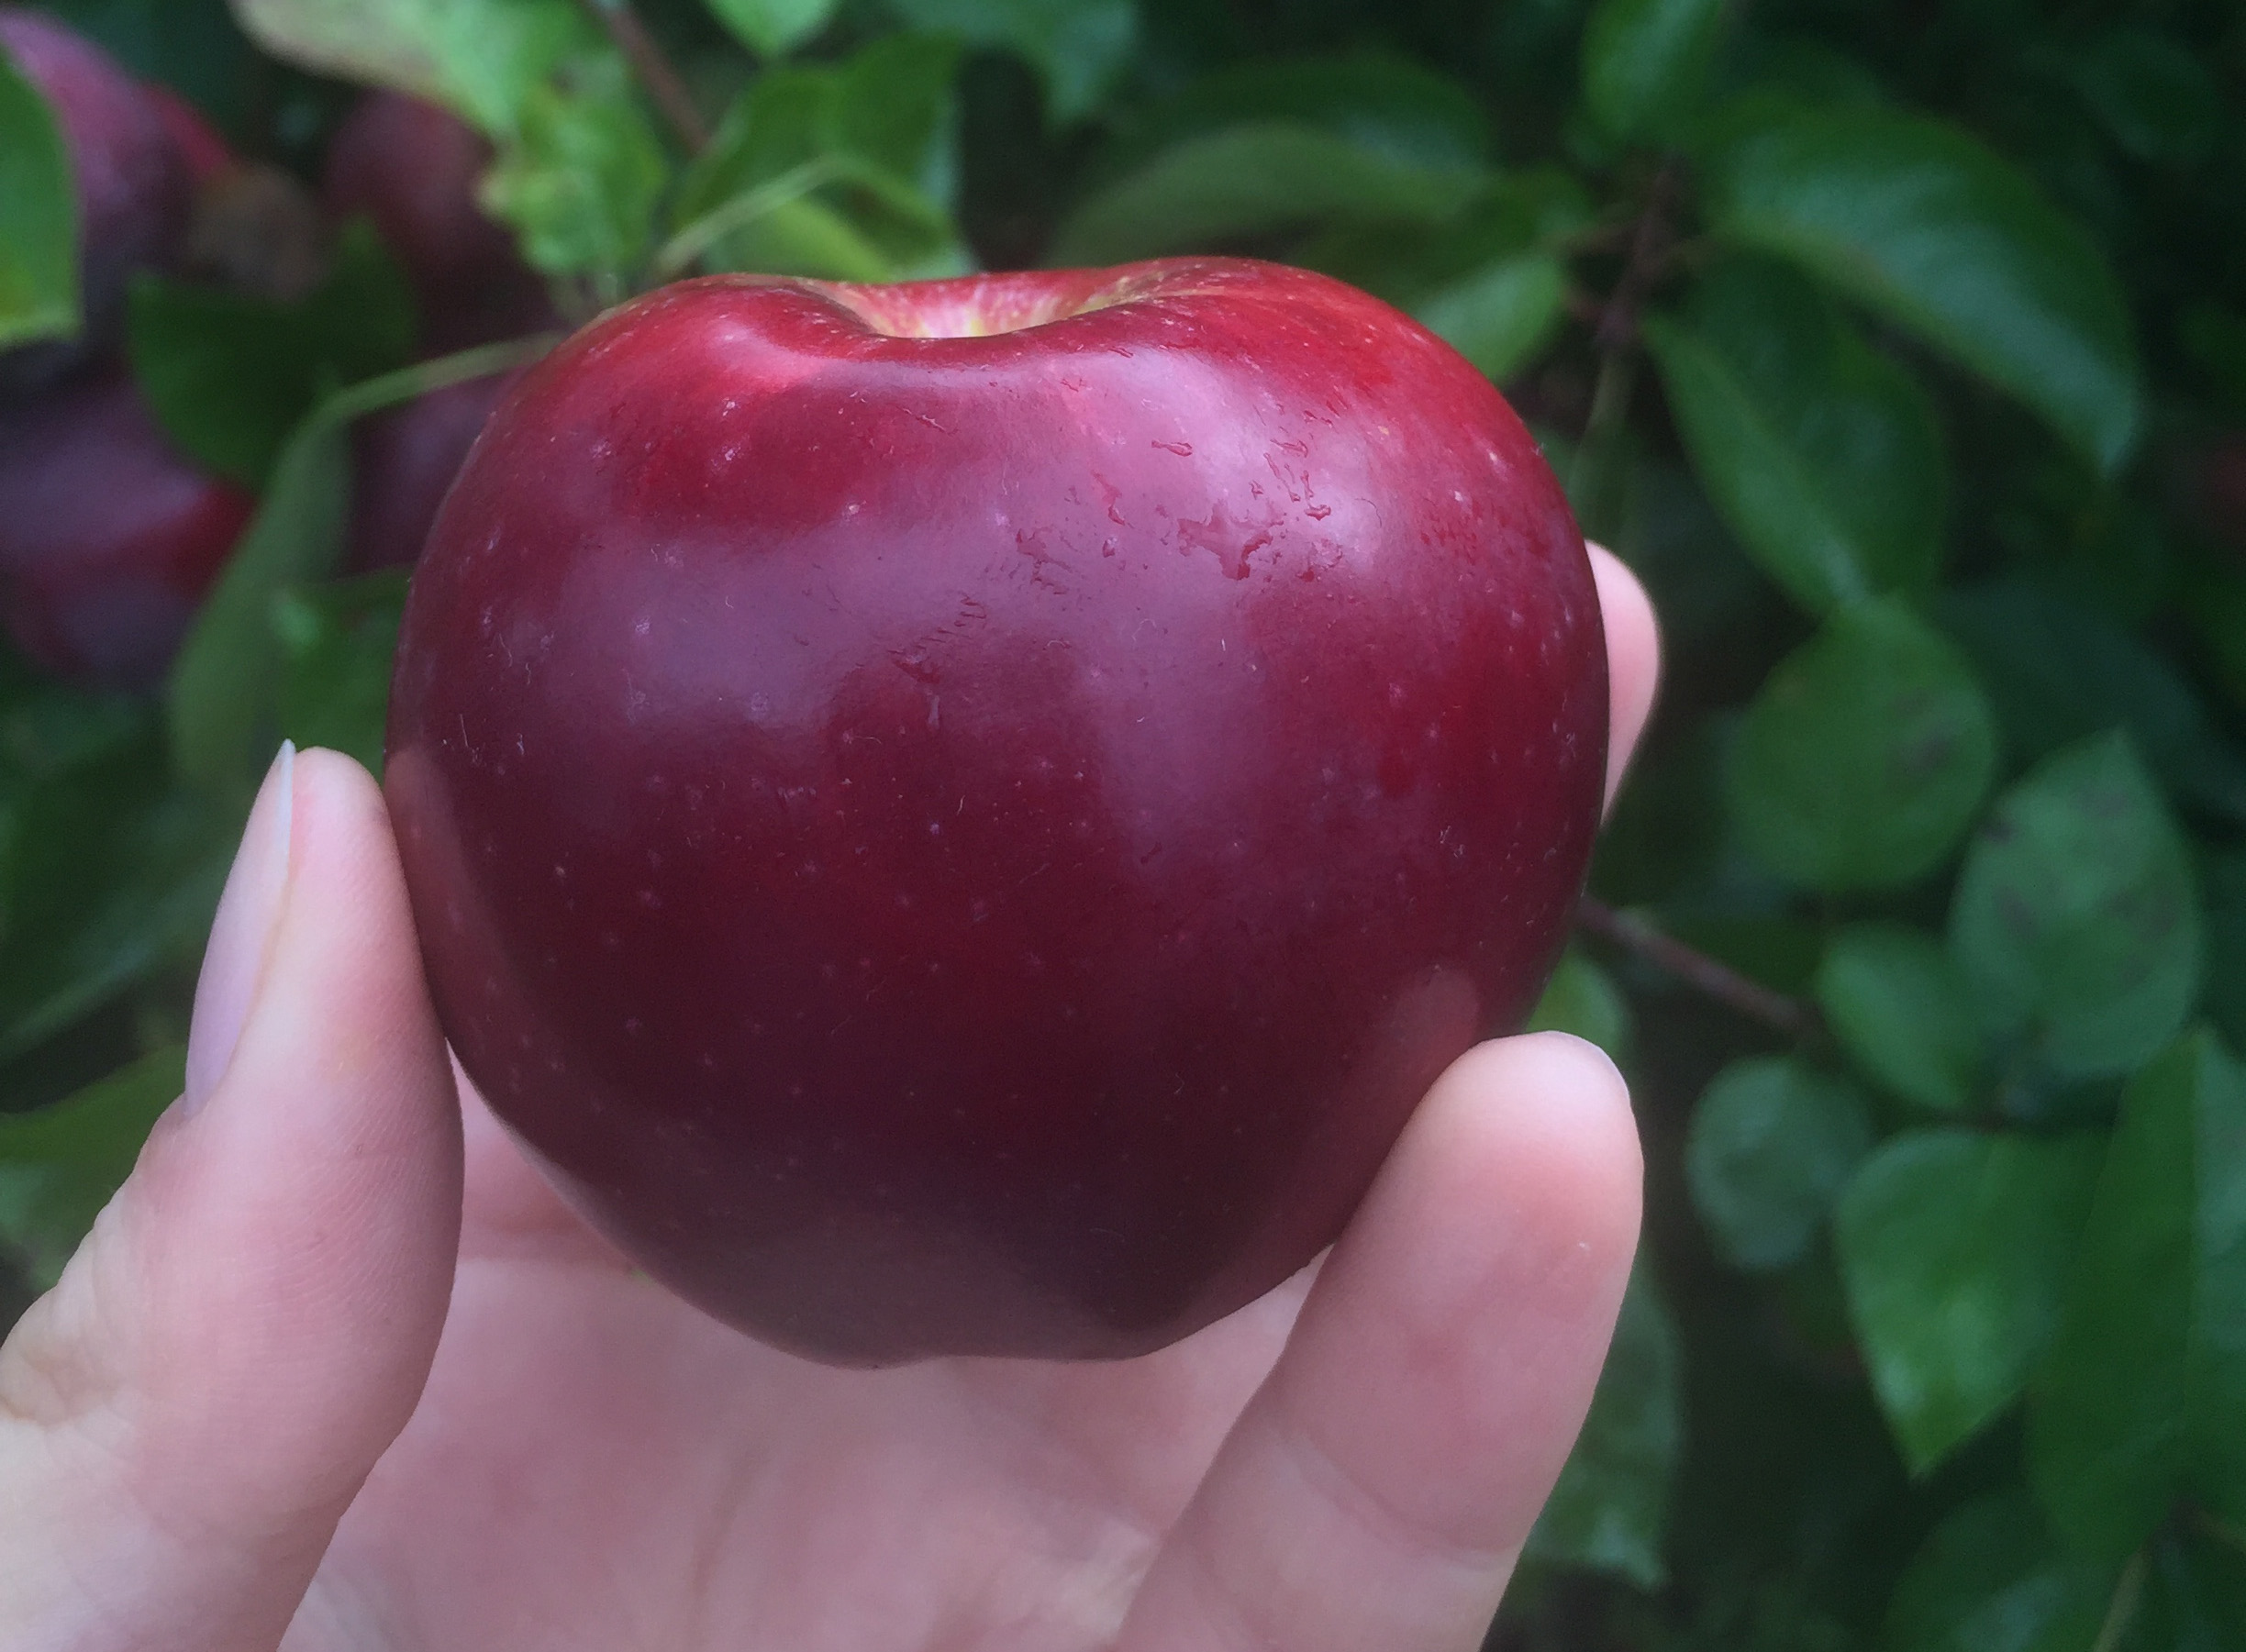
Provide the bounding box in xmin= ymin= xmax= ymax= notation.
xmin=1569 ymin=160 xmax=1683 ymax=517
xmin=582 ymin=0 xmax=709 ymax=154
xmin=1575 ymin=896 xmax=1818 ymax=1039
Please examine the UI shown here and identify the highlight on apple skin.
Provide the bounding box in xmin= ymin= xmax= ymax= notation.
xmin=386 ymin=257 xmax=1608 ymax=1365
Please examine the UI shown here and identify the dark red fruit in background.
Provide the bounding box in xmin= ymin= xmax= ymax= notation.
xmin=323 ymin=91 xmax=553 ymax=352
xmin=0 ymin=8 xmax=188 ymax=394
xmin=347 ymin=372 xmax=514 ymax=571
xmin=142 ymin=82 xmax=232 ymax=186
xmin=2196 ymin=432 xmax=2246 ymax=560
xmin=388 ymin=259 xmax=1607 ymax=1364
xmin=0 ymin=372 xmax=251 ymax=691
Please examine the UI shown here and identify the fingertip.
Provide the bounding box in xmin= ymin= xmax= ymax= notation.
xmin=0 ymin=743 xmax=462 ymax=1648
xmin=1349 ymin=1030 xmax=1642 ymax=1345
xmin=1109 ymin=1027 xmax=1648 ymax=1650
xmin=1586 ymin=543 xmax=1660 ymax=811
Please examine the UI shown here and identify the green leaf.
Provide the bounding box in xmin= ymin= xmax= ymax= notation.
xmin=2127 ymin=1528 xmax=2246 ymax=1652
xmin=706 ymin=0 xmax=837 ymax=58
xmin=483 ymin=61 xmax=668 ymax=287
xmin=2208 ymin=853 xmax=2246 ymax=1062
xmin=831 ymin=32 xmax=962 ymax=205
xmin=1818 ymin=923 xmax=1986 ymax=1114
xmin=1950 ymin=733 xmax=2201 ymax=1081
xmin=0 ymin=715 xmax=229 ymax=1062
xmin=1096 ymin=52 xmax=1491 ymax=182
xmin=667 ymin=43 xmax=965 ymax=283
xmin=1412 ymin=254 xmax=1566 ymax=383
xmin=1940 ymin=581 xmax=2246 ymax=828
xmin=230 ymin=0 xmax=597 ymax=136
xmin=1525 ymin=947 xmax=1633 ymax=1063
xmin=884 ymin=0 xmax=1131 ymax=122
xmin=165 ymin=338 xmax=550 ymax=795
xmin=1726 ymin=598 xmax=1996 ymax=893
xmin=1687 ymin=1056 xmax=1873 ymax=1272
xmin=168 ymin=417 xmax=350 ymax=793
xmin=273 ymin=571 xmax=408 ymax=776
xmin=1701 ymin=104 xmax=2141 ymax=471
xmin=2179 ymin=303 xmax=2246 ymax=413
xmin=1050 ymin=121 xmax=1482 ymax=266
xmin=30 ymin=0 xmax=257 ymax=136
xmin=128 ymin=222 xmax=418 ymax=488
xmin=0 ymin=1045 xmax=184 ymax=1285
xmin=0 ymin=1046 xmax=183 ymax=1274
xmin=2058 ymin=27 xmax=2220 ymax=168
xmin=2029 ymin=1030 xmax=2246 ymax=1558
xmin=0 ymin=43 xmax=77 ymax=349
xmin=1644 ymin=258 xmax=1948 ymax=612
xmin=1837 ymin=1130 xmax=2101 ymax=1474
xmin=1525 ymin=1263 xmax=1680 ymax=1588
xmin=1580 ymin=0 xmax=1729 ymax=143
xmin=129 ymin=283 xmax=315 ymax=487
xmin=1881 ymin=1490 xmax=2118 ymax=1652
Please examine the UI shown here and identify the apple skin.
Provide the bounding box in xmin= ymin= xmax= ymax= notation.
xmin=0 ymin=371 xmax=252 ymax=690
xmin=322 ymin=92 xmax=553 ymax=352
xmin=387 ymin=258 xmax=1607 ymax=1364
xmin=0 ymin=8 xmax=188 ymax=394
xmin=346 ymin=371 xmax=516 ymax=571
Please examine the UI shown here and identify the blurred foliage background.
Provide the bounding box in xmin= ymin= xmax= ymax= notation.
xmin=2 ymin=0 xmax=2244 ymax=1645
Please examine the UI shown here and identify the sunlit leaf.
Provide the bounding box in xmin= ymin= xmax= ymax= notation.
xmin=0 ymin=44 xmax=77 ymax=349
xmin=230 ymin=0 xmax=595 ymax=136
xmin=706 ymin=0 xmax=838 ymax=59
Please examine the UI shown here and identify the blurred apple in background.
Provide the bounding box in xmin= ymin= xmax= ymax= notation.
xmin=323 ymin=91 xmax=554 ymax=352
xmin=348 ymin=371 xmax=518 ymax=571
xmin=0 ymin=371 xmax=251 ymax=691
xmin=0 ymin=6 xmax=188 ymax=393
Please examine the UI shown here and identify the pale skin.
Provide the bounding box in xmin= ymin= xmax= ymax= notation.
xmin=0 ymin=549 xmax=1661 ymax=1652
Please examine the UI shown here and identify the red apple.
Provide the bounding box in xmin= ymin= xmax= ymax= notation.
xmin=2197 ymin=432 xmax=2246 ymax=560
xmin=386 ymin=258 xmax=1607 ymax=1363
xmin=0 ymin=371 xmax=252 ymax=691
xmin=322 ymin=91 xmax=553 ymax=351
xmin=0 ymin=8 xmax=189 ymax=393
xmin=347 ymin=371 xmax=515 ymax=571
xmin=141 ymin=82 xmax=231 ymax=187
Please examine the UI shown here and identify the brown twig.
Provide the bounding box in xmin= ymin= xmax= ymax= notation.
xmin=582 ymin=0 xmax=709 ymax=153
xmin=1569 ymin=161 xmax=1683 ymax=516
xmin=1575 ymin=896 xmax=1819 ymax=1039
xmin=1592 ymin=161 xmax=1684 ymax=355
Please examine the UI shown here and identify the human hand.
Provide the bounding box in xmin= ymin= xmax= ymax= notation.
xmin=0 ymin=549 xmax=1659 ymax=1652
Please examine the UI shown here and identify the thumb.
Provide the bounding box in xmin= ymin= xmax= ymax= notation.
xmin=0 ymin=746 xmax=462 ymax=1652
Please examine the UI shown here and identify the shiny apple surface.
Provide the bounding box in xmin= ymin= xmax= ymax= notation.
xmin=387 ymin=258 xmax=1607 ymax=1363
